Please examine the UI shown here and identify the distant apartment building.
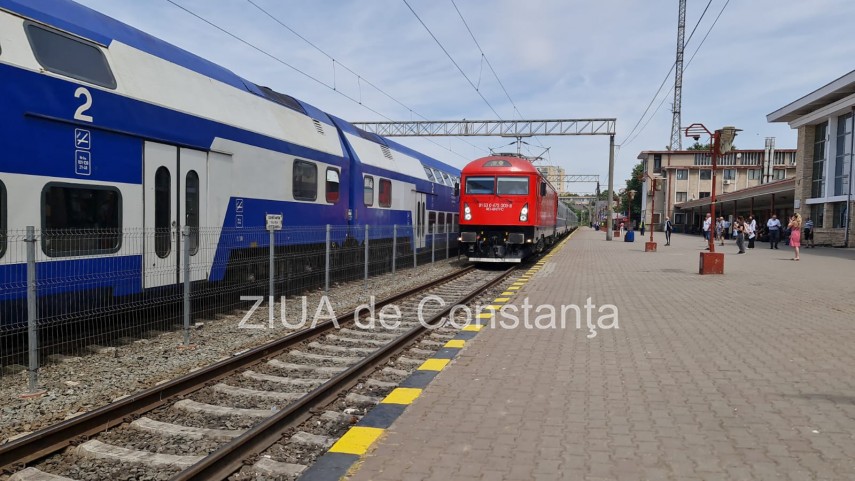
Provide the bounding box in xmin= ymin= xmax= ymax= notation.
xmin=536 ymin=165 xmax=567 ymax=194
xmin=636 ymin=148 xmax=797 ymax=229
xmin=768 ymin=69 xmax=855 ymax=247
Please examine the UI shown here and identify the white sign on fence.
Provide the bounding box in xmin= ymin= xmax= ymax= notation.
xmin=266 ymin=214 xmax=283 ymax=230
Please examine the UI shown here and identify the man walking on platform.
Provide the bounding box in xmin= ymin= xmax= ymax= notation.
xmin=703 ymin=213 xmax=712 ymax=248
xmin=665 ymin=217 xmax=673 ymax=246
xmin=804 ymin=217 xmax=815 ymax=248
xmin=767 ymin=214 xmax=782 ymax=249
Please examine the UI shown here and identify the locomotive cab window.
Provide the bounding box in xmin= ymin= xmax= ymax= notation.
xmin=293 ymin=160 xmax=317 ymax=201
xmin=325 ymin=168 xmax=340 ymax=204
xmin=378 ymin=179 xmax=392 ymax=208
xmin=0 ymin=180 xmax=6 ymax=258
xmin=42 ymin=183 xmax=121 ymax=257
xmin=363 ymin=176 xmax=374 ymax=206
xmin=497 ymin=177 xmax=529 ymax=195
xmin=26 ymin=23 xmax=117 ymax=89
xmin=465 ymin=176 xmax=494 ymax=194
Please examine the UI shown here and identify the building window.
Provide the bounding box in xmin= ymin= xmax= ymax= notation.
xmin=379 ymin=179 xmax=392 ymax=208
xmin=154 ymin=167 xmax=171 ymax=258
xmin=0 ymin=179 xmax=6 ymax=258
xmin=723 ymin=169 xmax=736 ymax=180
xmin=699 ymin=170 xmax=711 ymax=180
xmin=363 ymin=176 xmax=374 ymax=206
xmin=835 ymin=113 xmax=852 ymax=196
xmin=773 ymin=169 xmax=787 ymax=180
xmin=675 ymin=169 xmax=688 ymax=180
xmin=185 ymin=170 xmax=200 ymax=255
xmin=293 ymin=160 xmax=317 ymax=201
xmin=674 ymin=213 xmax=686 ymax=224
xmin=811 ymin=204 xmax=824 ymax=229
xmin=653 ymin=155 xmax=662 ymax=174
xmin=676 ymin=192 xmax=688 ymax=203
xmin=748 ymin=169 xmax=761 ymax=180
xmin=832 ymin=202 xmax=848 ymax=228
xmin=699 ymin=192 xmax=711 ymax=199
xmin=26 ymin=23 xmax=117 ymax=89
xmin=42 ymin=183 xmax=122 ymax=257
xmin=812 ymin=122 xmax=827 ymax=198
xmin=325 ymin=168 xmax=340 ymax=204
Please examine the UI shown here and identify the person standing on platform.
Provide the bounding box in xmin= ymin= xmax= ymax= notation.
xmin=640 ymin=221 xmax=645 ymax=237
xmin=788 ymin=213 xmax=802 ymax=260
xmin=804 ymin=217 xmax=815 ymax=248
xmin=767 ymin=214 xmax=782 ymax=249
xmin=715 ymin=217 xmax=724 ymax=246
xmin=664 ymin=217 xmax=673 ymax=246
xmin=703 ymin=213 xmax=712 ymax=248
xmin=747 ymin=215 xmax=757 ymax=249
xmin=735 ymin=216 xmax=746 ymax=254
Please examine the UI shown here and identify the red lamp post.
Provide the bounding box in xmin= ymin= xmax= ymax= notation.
xmin=684 ymin=124 xmax=740 ymax=274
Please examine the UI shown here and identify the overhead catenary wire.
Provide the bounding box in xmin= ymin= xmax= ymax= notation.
xmin=163 ymin=0 xmax=475 ymax=160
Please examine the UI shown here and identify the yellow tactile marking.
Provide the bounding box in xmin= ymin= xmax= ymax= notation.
xmin=501 ymin=291 xmax=514 ymax=296
xmin=418 ymin=358 xmax=451 ymax=371
xmin=485 ymin=304 xmax=503 ymax=311
xmin=507 ymin=286 xmax=521 ymax=290
xmin=381 ymin=387 xmax=423 ymax=405
xmin=328 ymin=426 xmax=385 ymax=455
xmin=444 ymin=339 xmax=465 ymax=348
xmin=462 ymin=323 xmax=484 ymax=332
xmin=493 ymin=297 xmax=510 ymax=302
xmin=477 ymin=312 xmax=494 ymax=319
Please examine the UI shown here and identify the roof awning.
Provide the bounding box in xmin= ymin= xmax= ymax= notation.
xmin=767 ymin=69 xmax=855 ymax=123
xmin=675 ymin=178 xmax=795 ymax=210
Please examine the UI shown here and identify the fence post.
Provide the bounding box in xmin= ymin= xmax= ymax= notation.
xmin=182 ymin=226 xmax=191 ymax=346
xmin=25 ymin=226 xmax=40 ymax=394
xmin=269 ymin=227 xmax=275 ymax=323
xmin=324 ymin=224 xmax=331 ymax=295
xmin=413 ymin=225 xmax=417 ymax=269
xmin=446 ymin=229 xmax=450 ymax=260
xmin=364 ymin=225 xmax=369 ymax=282
xmin=392 ymin=225 xmax=397 ymax=275
xmin=431 ymin=224 xmax=436 ymax=265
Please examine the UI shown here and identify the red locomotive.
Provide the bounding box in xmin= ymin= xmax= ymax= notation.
xmin=458 ymin=155 xmax=573 ymax=262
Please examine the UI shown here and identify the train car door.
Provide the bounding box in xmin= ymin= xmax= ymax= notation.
xmin=413 ymin=192 xmax=427 ymax=249
xmin=143 ymin=142 xmax=208 ymax=289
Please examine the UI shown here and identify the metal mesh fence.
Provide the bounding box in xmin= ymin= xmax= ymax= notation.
xmin=0 ymin=224 xmax=459 ymax=388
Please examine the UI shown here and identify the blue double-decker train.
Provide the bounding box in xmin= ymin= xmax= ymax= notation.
xmin=0 ymin=0 xmax=460 ymax=323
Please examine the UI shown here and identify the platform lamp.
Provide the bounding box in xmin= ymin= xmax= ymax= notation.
xmin=684 ymin=124 xmax=741 ymax=274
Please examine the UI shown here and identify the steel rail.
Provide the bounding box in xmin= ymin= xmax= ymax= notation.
xmin=171 ymin=265 xmax=518 ymax=481
xmin=0 ymin=265 xmax=476 ymax=472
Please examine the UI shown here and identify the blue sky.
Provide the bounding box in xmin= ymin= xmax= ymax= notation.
xmin=75 ymin=0 xmax=855 ymax=193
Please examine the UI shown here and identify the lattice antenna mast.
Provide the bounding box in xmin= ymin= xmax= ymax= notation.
xmin=669 ymin=0 xmax=686 ymax=151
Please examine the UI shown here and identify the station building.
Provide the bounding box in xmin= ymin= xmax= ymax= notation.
xmin=768 ymin=69 xmax=855 ymax=247
xmin=636 ymin=147 xmax=797 ymax=232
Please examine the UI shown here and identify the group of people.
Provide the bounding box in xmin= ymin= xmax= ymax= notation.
xmin=701 ymin=212 xmax=814 ymax=259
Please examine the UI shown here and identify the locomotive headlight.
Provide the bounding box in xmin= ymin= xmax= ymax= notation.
xmin=519 ymin=204 xmax=529 ymax=222
xmin=464 ymin=203 xmax=472 ymax=220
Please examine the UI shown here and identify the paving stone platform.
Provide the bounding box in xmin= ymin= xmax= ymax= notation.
xmin=343 ymin=229 xmax=855 ymax=481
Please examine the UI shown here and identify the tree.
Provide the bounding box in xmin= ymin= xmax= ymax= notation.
xmin=621 ymin=162 xmax=644 ymax=222
xmin=687 ymin=142 xmax=711 ymax=151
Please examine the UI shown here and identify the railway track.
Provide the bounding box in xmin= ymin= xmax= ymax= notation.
xmin=1 ymin=261 xmax=525 ymax=481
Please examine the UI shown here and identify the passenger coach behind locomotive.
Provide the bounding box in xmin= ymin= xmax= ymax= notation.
xmin=458 ymin=155 xmax=566 ymax=262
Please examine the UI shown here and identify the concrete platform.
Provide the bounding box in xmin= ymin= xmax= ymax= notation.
xmin=339 ymin=229 xmax=855 ymax=481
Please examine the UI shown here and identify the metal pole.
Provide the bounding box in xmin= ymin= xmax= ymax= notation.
xmin=412 ymin=225 xmax=417 ymax=268
xmin=709 ymin=132 xmax=719 ymax=253
xmin=431 ymin=224 xmax=435 ymax=264
xmin=445 ymin=229 xmax=449 ymax=260
xmin=324 ymin=224 xmax=330 ymax=295
xmin=269 ymin=227 xmax=275 ymax=322
xmin=392 ymin=225 xmax=397 ymax=274
xmin=650 ymin=179 xmax=655 ymax=243
xmin=606 ymin=134 xmax=615 ymax=240
xmin=364 ymin=224 xmax=369 ymax=282
xmin=25 ymin=226 xmax=39 ymax=392
xmin=182 ymin=226 xmax=191 ymax=346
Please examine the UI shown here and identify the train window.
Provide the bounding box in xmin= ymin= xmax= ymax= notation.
xmin=26 ymin=23 xmax=117 ymax=89
xmin=293 ymin=160 xmax=317 ymax=201
xmin=185 ymin=170 xmax=200 ymax=255
xmin=465 ymin=176 xmax=494 ymax=194
xmin=325 ymin=168 xmax=340 ymax=204
xmin=452 ymin=214 xmax=458 ymax=233
xmin=497 ymin=177 xmax=529 ymax=195
xmin=483 ymin=159 xmax=512 ymax=167
xmin=438 ymin=213 xmax=446 ymax=232
xmin=0 ymin=180 xmax=6 ymax=258
xmin=423 ymin=166 xmax=436 ymax=182
xmin=363 ymin=176 xmax=374 ymax=206
xmin=441 ymin=172 xmax=452 ymax=186
xmin=433 ymin=169 xmax=447 ymax=186
xmin=154 ymin=167 xmax=171 ymax=258
xmin=379 ymin=179 xmax=392 ymax=208
xmin=41 ymin=183 xmax=121 ymax=257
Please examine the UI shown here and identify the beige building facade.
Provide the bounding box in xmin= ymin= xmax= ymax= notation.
xmin=636 ymin=148 xmax=797 ymax=230
xmin=536 ymin=165 xmax=567 ymax=194
xmin=768 ymin=69 xmax=855 ymax=247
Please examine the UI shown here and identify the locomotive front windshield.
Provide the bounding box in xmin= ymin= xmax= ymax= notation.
xmin=465 ymin=176 xmax=494 ymax=194
xmin=497 ymin=177 xmax=529 ymax=195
